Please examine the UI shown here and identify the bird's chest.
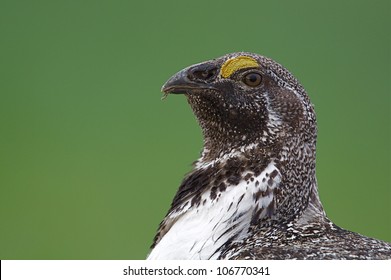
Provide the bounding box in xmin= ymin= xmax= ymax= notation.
xmin=147 ymin=161 xmax=281 ymax=260
xmin=148 ymin=184 xmax=254 ymax=260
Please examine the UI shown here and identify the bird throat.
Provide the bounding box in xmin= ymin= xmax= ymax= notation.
xmin=186 ymin=95 xmax=271 ymax=161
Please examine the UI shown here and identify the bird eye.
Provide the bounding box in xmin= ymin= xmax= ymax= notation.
xmin=243 ymin=72 xmax=262 ymax=87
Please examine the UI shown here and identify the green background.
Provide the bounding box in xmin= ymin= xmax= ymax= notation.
xmin=0 ymin=0 xmax=390 ymax=259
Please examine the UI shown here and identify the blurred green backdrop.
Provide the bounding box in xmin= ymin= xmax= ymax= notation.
xmin=0 ymin=0 xmax=389 ymax=259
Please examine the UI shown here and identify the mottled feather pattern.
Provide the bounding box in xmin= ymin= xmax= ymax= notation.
xmin=149 ymin=145 xmax=282 ymax=259
xmin=147 ymin=52 xmax=391 ymax=260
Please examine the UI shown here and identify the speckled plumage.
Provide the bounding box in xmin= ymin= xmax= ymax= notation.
xmin=147 ymin=52 xmax=391 ymax=260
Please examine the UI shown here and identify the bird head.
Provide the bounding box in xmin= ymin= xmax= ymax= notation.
xmin=162 ymin=52 xmax=317 ymax=159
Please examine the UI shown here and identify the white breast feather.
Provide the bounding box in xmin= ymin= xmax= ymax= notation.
xmin=147 ymin=162 xmax=281 ymax=260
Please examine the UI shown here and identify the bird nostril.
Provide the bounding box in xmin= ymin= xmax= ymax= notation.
xmin=189 ymin=67 xmax=217 ymax=81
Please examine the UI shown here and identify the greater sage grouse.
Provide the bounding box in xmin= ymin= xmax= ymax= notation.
xmin=147 ymin=52 xmax=391 ymax=260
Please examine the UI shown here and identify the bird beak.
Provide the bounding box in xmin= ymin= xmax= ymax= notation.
xmin=161 ymin=69 xmax=196 ymax=95
xmin=161 ymin=63 xmax=218 ymax=95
